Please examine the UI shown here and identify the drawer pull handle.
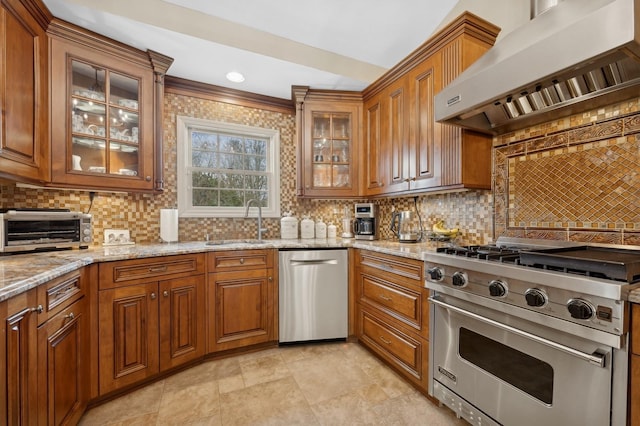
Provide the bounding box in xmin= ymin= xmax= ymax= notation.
xmin=54 ymin=286 xmax=75 ymax=297
xmin=240 ymin=258 xmax=245 ymax=264
xmin=163 ymin=291 xmax=169 ymax=297
xmin=379 ymin=336 xmax=392 ymax=345
xmin=149 ymin=266 xmax=168 ymax=273
xmin=378 ymin=294 xmax=392 ymax=301
xmin=64 ymin=312 xmax=75 ymax=320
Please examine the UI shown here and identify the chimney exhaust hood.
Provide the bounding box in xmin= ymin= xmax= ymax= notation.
xmin=434 ymin=0 xmax=640 ymax=134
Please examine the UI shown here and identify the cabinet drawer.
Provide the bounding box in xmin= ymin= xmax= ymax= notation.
xmin=208 ymin=250 xmax=273 ymax=272
xmin=358 ymin=250 xmax=423 ymax=283
xmin=37 ymin=269 xmax=84 ymax=325
xmin=360 ymin=273 xmax=422 ymax=331
xmin=358 ymin=308 xmax=426 ymax=387
xmin=99 ymin=254 xmax=205 ymax=289
xmin=632 ymin=304 xmax=640 ymax=355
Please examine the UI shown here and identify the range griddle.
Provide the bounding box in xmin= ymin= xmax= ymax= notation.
xmin=519 ymin=246 xmax=640 ymax=283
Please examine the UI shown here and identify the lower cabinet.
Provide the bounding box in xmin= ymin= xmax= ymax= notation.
xmin=354 ymin=249 xmax=429 ymax=391
xmin=0 ymin=289 xmax=39 ymax=425
xmin=97 ymin=254 xmax=205 ymax=395
xmin=1 ymin=269 xmax=89 ymax=426
xmin=629 ymin=303 xmax=640 ymax=424
xmin=207 ymin=250 xmax=277 ymax=353
xmin=37 ymin=296 xmax=87 ymax=426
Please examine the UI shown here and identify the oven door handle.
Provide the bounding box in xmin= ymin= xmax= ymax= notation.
xmin=428 ymin=296 xmax=607 ymax=367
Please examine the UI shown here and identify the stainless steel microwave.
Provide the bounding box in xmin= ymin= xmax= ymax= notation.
xmin=0 ymin=209 xmax=92 ymax=253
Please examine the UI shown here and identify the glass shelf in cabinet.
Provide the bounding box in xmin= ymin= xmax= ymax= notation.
xmin=109 ymin=72 xmax=139 ymax=110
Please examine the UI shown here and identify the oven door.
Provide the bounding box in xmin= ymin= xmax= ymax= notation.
xmin=429 ymin=292 xmax=612 ymax=426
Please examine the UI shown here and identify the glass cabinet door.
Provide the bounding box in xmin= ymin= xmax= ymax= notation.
xmin=311 ymin=112 xmax=351 ymax=189
xmin=70 ymin=60 xmax=140 ymax=176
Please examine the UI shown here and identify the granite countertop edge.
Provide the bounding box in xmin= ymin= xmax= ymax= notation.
xmin=0 ymin=239 xmax=441 ymax=302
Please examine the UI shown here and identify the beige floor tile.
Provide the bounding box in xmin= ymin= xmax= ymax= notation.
xmin=218 ymin=374 xmax=245 ymax=394
xmin=79 ymin=380 xmax=165 ymax=425
xmin=80 ymin=343 xmax=464 ymax=426
xmin=156 ymin=380 xmax=221 ymax=424
xmin=219 ymin=376 xmax=317 ymax=425
xmin=288 ymin=350 xmax=374 ymax=405
xmin=239 ymin=353 xmax=290 ymax=387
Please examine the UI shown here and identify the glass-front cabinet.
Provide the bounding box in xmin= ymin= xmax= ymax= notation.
xmin=69 ymin=61 xmax=140 ymax=177
xmin=294 ymin=89 xmax=361 ymax=198
xmin=49 ymin=22 xmax=172 ymax=192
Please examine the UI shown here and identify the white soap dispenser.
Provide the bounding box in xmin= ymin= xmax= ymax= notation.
xmin=300 ymin=216 xmax=315 ymax=239
xmin=327 ymin=223 xmax=337 ymax=238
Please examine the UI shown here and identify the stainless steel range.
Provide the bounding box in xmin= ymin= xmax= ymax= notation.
xmin=425 ymin=237 xmax=640 ymax=426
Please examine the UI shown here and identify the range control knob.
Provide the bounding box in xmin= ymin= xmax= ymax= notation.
xmin=451 ymin=271 xmax=468 ymax=287
xmin=567 ymin=299 xmax=595 ymax=320
xmin=488 ymin=280 xmax=507 ymax=297
xmin=525 ymin=288 xmax=547 ymax=307
xmin=427 ymin=267 xmax=444 ymax=282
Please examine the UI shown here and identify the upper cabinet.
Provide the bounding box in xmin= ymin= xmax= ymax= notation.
xmin=48 ymin=20 xmax=173 ymax=192
xmin=294 ymin=87 xmax=362 ymax=198
xmin=0 ymin=0 xmax=50 ymax=183
xmin=362 ymin=12 xmax=500 ymax=197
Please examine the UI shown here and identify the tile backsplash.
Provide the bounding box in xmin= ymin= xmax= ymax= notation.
xmin=494 ymin=96 xmax=640 ymax=245
xmin=5 ymin=86 xmax=636 ymax=247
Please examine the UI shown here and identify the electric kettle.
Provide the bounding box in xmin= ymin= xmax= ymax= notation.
xmin=390 ymin=210 xmax=423 ymax=242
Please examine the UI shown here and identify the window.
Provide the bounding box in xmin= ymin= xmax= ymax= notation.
xmin=177 ymin=116 xmax=280 ymax=217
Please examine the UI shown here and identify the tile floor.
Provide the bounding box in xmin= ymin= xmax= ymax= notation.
xmin=79 ymin=342 xmax=467 ymax=425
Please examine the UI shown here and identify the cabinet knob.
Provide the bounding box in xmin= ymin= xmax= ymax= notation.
xmin=34 ymin=304 xmax=44 ymax=314
xmin=64 ymin=312 xmax=75 ymax=320
xmin=269 ymin=276 xmax=273 ymax=282
xmin=240 ymin=258 xmax=245 ymax=264
xmin=146 ymin=176 xmax=152 ymax=181
xmin=150 ymin=292 xmax=157 ymax=300
xmin=163 ymin=291 xmax=169 ymax=297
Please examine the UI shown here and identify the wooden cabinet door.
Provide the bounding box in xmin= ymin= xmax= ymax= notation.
xmin=0 ymin=0 xmax=49 ymax=182
xmin=363 ymin=95 xmax=386 ymax=196
xmin=98 ymin=283 xmax=159 ymax=395
xmin=208 ymin=269 xmax=274 ymax=352
xmin=408 ymin=55 xmax=442 ymax=191
xmin=159 ymin=275 xmax=205 ymax=371
xmin=381 ymin=78 xmax=410 ymax=194
xmin=36 ymin=297 xmax=87 ymax=426
xmin=0 ymin=289 xmax=38 ymax=425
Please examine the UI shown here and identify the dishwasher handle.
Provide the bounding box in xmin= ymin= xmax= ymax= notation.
xmin=289 ymin=258 xmax=338 ymax=266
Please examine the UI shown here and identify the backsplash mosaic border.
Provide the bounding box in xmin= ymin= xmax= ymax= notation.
xmin=494 ymin=96 xmax=640 ymax=246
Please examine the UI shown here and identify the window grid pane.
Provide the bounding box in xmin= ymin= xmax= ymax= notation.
xmin=190 ymin=129 xmax=269 ymax=208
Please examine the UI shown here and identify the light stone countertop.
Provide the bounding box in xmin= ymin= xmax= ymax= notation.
xmin=0 ymin=238 xmax=444 ymax=302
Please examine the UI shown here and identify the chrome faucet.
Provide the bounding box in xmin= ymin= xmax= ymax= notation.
xmin=245 ymin=199 xmax=267 ymax=241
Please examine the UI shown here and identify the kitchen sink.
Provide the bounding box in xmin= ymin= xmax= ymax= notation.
xmin=205 ymin=239 xmax=267 ymax=246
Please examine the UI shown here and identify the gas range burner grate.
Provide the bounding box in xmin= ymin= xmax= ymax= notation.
xmin=437 ymin=245 xmax=521 ymax=263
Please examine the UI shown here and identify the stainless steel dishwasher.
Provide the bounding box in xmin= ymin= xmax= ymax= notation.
xmin=278 ymin=249 xmax=348 ymax=343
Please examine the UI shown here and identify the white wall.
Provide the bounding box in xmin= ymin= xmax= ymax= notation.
xmin=435 ymin=0 xmax=531 ymax=40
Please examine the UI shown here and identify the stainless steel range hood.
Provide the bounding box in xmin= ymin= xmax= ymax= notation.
xmin=434 ymin=0 xmax=640 ymax=134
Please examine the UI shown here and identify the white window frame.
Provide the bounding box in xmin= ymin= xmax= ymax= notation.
xmin=176 ymin=116 xmax=281 ymax=218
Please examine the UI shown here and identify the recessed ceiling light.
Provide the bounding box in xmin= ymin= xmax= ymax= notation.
xmin=226 ymin=71 xmax=245 ymax=83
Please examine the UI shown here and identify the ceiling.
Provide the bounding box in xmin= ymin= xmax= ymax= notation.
xmin=42 ymin=0 xmax=459 ymax=100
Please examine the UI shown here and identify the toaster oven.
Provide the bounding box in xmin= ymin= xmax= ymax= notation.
xmin=0 ymin=208 xmax=92 ymax=253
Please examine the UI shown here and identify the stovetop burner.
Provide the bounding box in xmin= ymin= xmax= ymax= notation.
xmin=437 ymin=245 xmax=521 ymax=263
xmin=437 ymin=239 xmax=640 ymax=283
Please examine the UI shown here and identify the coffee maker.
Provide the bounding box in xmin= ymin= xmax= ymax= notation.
xmin=353 ymin=203 xmax=378 ymax=240
xmin=390 ymin=210 xmax=423 ymax=242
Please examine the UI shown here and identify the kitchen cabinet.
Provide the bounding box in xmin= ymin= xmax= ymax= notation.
xmin=354 ymin=249 xmax=429 ymax=391
xmin=629 ymin=303 xmax=640 ymax=424
xmin=0 ymin=0 xmax=50 ymax=183
xmin=0 ymin=288 xmax=39 ymax=425
xmin=36 ymin=268 xmax=88 ymax=426
xmin=207 ymin=249 xmax=277 ymax=352
xmin=97 ymin=254 xmax=205 ymax=395
xmin=293 ymin=87 xmax=362 ymax=198
xmin=48 ymin=19 xmax=173 ymax=193
xmin=362 ymin=12 xmax=498 ymax=196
